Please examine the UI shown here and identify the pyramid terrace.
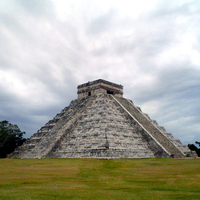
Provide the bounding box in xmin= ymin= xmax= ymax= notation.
xmin=8 ymin=79 xmax=196 ymax=159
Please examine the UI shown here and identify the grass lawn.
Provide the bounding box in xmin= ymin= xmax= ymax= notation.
xmin=0 ymin=158 xmax=199 ymax=200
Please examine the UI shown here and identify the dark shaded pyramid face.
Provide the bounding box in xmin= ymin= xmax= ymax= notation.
xmin=9 ymin=80 xmax=192 ymax=159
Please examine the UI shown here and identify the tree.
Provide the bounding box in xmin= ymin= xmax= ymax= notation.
xmin=0 ymin=120 xmax=26 ymax=158
xmin=188 ymin=141 xmax=200 ymax=157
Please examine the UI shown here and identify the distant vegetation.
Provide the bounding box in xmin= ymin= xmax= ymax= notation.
xmin=0 ymin=120 xmax=26 ymax=158
xmin=188 ymin=141 xmax=200 ymax=157
xmin=0 ymin=158 xmax=200 ymax=199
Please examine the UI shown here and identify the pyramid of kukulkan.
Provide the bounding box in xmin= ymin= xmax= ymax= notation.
xmin=9 ymin=79 xmax=192 ymax=159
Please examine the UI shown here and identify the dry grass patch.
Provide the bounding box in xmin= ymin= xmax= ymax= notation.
xmin=0 ymin=158 xmax=199 ymax=199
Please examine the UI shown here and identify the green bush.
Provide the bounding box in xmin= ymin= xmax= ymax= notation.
xmin=0 ymin=120 xmax=26 ymax=157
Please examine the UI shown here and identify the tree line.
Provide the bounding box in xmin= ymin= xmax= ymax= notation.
xmin=0 ymin=120 xmax=26 ymax=158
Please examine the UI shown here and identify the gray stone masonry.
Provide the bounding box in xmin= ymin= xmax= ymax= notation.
xmin=114 ymin=96 xmax=191 ymax=158
xmin=77 ymin=79 xmax=123 ymax=99
xmin=50 ymin=93 xmax=155 ymax=158
xmin=8 ymin=79 xmax=193 ymax=159
xmin=8 ymin=96 xmax=95 ymax=158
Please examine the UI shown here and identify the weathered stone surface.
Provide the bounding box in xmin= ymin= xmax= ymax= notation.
xmin=113 ymin=96 xmax=190 ymax=158
xmin=77 ymin=79 xmax=123 ymax=99
xmin=8 ymin=79 xmax=193 ymax=159
xmin=49 ymin=94 xmax=155 ymax=158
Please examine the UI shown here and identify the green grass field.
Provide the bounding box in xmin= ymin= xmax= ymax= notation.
xmin=0 ymin=158 xmax=199 ymax=200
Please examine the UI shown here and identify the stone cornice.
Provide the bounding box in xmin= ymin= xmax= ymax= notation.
xmin=77 ymin=79 xmax=123 ymax=89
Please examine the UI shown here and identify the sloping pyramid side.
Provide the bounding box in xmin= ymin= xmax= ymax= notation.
xmin=114 ymin=96 xmax=190 ymax=158
xmin=9 ymin=93 xmax=190 ymax=158
xmin=8 ymin=96 xmax=95 ymax=158
xmin=48 ymin=94 xmax=156 ymax=158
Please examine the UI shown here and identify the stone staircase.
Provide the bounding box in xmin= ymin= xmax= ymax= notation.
xmin=8 ymin=96 xmax=95 ymax=158
xmin=9 ymin=93 xmax=191 ymax=159
xmin=8 ymin=78 xmax=193 ymax=159
xmin=113 ymin=96 xmax=188 ymax=158
xmin=51 ymin=93 xmax=155 ymax=158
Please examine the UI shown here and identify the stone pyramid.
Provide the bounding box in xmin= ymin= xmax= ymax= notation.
xmin=9 ymin=79 xmax=191 ymax=159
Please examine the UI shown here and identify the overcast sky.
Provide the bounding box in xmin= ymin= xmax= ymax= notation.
xmin=0 ymin=0 xmax=200 ymax=145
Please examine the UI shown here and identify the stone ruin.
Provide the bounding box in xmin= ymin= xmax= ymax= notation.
xmin=9 ymin=79 xmax=194 ymax=159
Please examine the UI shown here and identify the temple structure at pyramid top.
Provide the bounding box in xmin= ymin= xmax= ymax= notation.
xmin=77 ymin=79 xmax=123 ymax=99
xmin=8 ymin=79 xmax=196 ymax=159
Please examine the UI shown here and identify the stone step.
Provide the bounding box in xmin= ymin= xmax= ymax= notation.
xmin=9 ymin=96 xmax=95 ymax=158
xmin=114 ymin=96 xmax=185 ymax=158
xmin=52 ymin=94 xmax=155 ymax=158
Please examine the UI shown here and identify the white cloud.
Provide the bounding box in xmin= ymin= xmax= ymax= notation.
xmin=0 ymin=0 xmax=199 ymax=145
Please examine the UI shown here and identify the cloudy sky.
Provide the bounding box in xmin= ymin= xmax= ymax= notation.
xmin=0 ymin=0 xmax=200 ymax=145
